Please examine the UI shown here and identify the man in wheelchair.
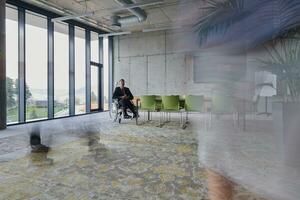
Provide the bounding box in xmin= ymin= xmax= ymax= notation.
xmin=112 ymin=79 xmax=138 ymax=119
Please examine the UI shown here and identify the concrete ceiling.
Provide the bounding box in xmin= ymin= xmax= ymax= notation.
xmin=22 ymin=0 xmax=207 ymax=33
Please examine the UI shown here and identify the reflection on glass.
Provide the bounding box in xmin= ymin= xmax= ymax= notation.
xmin=75 ymin=27 xmax=86 ymax=114
xmin=91 ymin=66 xmax=99 ymax=110
xmin=25 ymin=11 xmax=48 ymax=121
xmin=103 ymin=37 xmax=109 ymax=111
xmin=91 ymin=32 xmax=99 ymax=62
xmin=6 ymin=6 xmax=19 ymax=124
xmin=54 ymin=22 xmax=69 ymax=117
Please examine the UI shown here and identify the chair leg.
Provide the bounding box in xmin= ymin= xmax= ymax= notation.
xmin=185 ymin=112 xmax=189 ymax=124
xmin=147 ymin=110 xmax=150 ymax=121
xmin=209 ymin=112 xmax=212 ymax=129
xmin=136 ymin=105 xmax=139 ymax=125
xmin=203 ymin=113 xmax=206 ymax=130
xmin=160 ymin=112 xmax=161 ymax=127
xmin=162 ymin=112 xmax=171 ymax=124
xmin=180 ymin=112 xmax=182 ymax=125
xmin=158 ymin=112 xmax=163 ymax=128
xmin=206 ymin=112 xmax=210 ymax=131
xmin=180 ymin=112 xmax=186 ymax=129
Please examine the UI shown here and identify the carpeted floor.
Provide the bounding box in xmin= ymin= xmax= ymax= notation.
xmin=0 ymin=112 xmax=267 ymax=199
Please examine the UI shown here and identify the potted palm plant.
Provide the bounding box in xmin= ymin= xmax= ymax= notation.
xmin=259 ymin=35 xmax=300 ymax=167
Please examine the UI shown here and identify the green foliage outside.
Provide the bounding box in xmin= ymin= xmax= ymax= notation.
xmin=6 ymin=76 xmax=68 ymax=122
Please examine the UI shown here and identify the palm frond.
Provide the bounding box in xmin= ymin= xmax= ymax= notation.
xmin=259 ymin=39 xmax=300 ymax=99
xmin=195 ymin=0 xmax=247 ymax=45
xmin=196 ymin=0 xmax=300 ymax=48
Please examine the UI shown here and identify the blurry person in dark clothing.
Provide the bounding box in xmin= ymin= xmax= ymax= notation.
xmin=30 ymin=126 xmax=50 ymax=153
xmin=113 ymin=79 xmax=137 ymax=118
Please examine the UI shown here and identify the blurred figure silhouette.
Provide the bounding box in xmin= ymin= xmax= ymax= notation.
xmin=81 ymin=123 xmax=107 ymax=162
xmin=207 ymin=170 xmax=233 ymax=200
xmin=29 ymin=125 xmax=53 ymax=166
xmin=29 ymin=150 xmax=53 ymax=166
xmin=30 ymin=125 xmax=50 ymax=153
xmin=85 ymin=126 xmax=106 ymax=153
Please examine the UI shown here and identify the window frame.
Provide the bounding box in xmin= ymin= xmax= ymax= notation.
xmin=90 ymin=32 xmax=103 ymax=112
xmin=5 ymin=0 xmax=110 ymax=125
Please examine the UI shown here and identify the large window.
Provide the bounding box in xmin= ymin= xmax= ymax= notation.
xmin=75 ymin=27 xmax=86 ymax=114
xmin=91 ymin=32 xmax=99 ymax=62
xmin=54 ymin=22 xmax=69 ymax=117
xmin=5 ymin=2 xmax=109 ymax=125
xmin=91 ymin=32 xmax=100 ymax=110
xmin=6 ymin=6 xmax=18 ymax=124
xmin=25 ymin=11 xmax=48 ymax=121
xmin=91 ymin=66 xmax=99 ymax=110
xmin=103 ymin=37 xmax=109 ymax=111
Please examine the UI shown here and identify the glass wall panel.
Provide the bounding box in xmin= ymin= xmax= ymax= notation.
xmin=91 ymin=66 xmax=99 ymax=110
xmin=75 ymin=27 xmax=86 ymax=114
xmin=6 ymin=6 xmax=19 ymax=124
xmin=5 ymin=2 xmax=106 ymax=125
xmin=103 ymin=37 xmax=109 ymax=111
xmin=25 ymin=11 xmax=48 ymax=121
xmin=54 ymin=22 xmax=69 ymax=117
xmin=91 ymin=32 xmax=99 ymax=62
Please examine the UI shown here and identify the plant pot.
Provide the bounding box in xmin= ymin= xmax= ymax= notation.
xmin=272 ymin=101 xmax=300 ymax=167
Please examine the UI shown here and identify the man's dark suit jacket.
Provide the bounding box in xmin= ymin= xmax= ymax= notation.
xmin=113 ymin=87 xmax=134 ymax=101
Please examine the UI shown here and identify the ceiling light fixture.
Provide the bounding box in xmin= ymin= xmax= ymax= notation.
xmin=51 ymin=11 xmax=94 ymax=22
xmin=99 ymin=31 xmax=132 ymax=37
xmin=142 ymin=26 xmax=183 ymax=32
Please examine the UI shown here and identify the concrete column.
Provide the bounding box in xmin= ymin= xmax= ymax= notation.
xmin=0 ymin=0 xmax=6 ymax=130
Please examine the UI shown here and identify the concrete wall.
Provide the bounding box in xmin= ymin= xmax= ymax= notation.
xmin=113 ymin=30 xmax=277 ymax=113
xmin=113 ymin=29 xmax=269 ymax=108
xmin=113 ymin=30 xmax=214 ymax=96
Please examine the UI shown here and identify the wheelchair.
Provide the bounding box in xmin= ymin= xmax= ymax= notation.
xmin=109 ymin=99 xmax=138 ymax=124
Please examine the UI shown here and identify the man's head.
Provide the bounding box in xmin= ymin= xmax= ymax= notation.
xmin=119 ymin=79 xmax=125 ymax=88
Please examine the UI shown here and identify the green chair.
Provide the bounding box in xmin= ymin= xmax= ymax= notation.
xmin=161 ymin=95 xmax=180 ymax=111
xmin=185 ymin=95 xmax=204 ymax=112
xmin=212 ymin=94 xmax=234 ymax=114
xmin=184 ymin=95 xmax=204 ymax=124
xmin=161 ymin=95 xmax=184 ymax=127
xmin=139 ymin=95 xmax=158 ymax=123
xmin=211 ymin=94 xmax=236 ymax=128
xmin=140 ymin=95 xmax=157 ymax=111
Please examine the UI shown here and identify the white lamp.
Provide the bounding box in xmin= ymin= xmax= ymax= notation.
xmin=255 ymin=71 xmax=277 ymax=116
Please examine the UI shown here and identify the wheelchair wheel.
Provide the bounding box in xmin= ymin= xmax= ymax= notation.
xmin=109 ymin=102 xmax=118 ymax=122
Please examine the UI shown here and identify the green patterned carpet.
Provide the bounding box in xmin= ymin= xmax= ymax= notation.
xmin=0 ymin=116 xmax=266 ymax=200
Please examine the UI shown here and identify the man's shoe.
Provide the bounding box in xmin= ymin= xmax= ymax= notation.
xmin=132 ymin=113 xmax=139 ymax=118
xmin=124 ymin=114 xmax=131 ymax=119
xmin=31 ymin=144 xmax=50 ymax=153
